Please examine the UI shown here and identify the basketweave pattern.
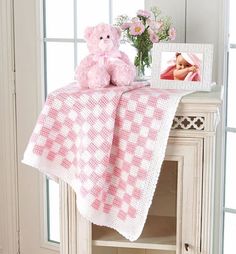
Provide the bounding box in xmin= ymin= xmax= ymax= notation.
xmin=86 ymin=89 xmax=170 ymax=221
xmin=30 ymin=84 xmax=136 ymax=169
xmin=23 ymin=82 xmax=188 ymax=241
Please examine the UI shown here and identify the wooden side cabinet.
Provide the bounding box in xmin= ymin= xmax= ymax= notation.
xmin=60 ymin=89 xmax=222 ymax=254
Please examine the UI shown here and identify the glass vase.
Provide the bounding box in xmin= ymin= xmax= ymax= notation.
xmin=134 ymin=49 xmax=152 ymax=81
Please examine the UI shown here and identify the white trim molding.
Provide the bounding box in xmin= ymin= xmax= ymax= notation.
xmin=0 ymin=0 xmax=19 ymax=253
xmin=40 ymin=176 xmax=60 ymax=252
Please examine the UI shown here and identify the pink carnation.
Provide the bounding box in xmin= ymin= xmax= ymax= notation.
xmin=131 ymin=17 xmax=140 ymax=23
xmin=147 ymin=28 xmax=154 ymax=35
xmin=121 ymin=22 xmax=131 ymax=30
xmin=148 ymin=30 xmax=159 ymax=43
xmin=129 ymin=22 xmax=145 ymax=36
xmin=147 ymin=20 xmax=163 ymax=32
xmin=168 ymin=27 xmax=176 ymax=40
xmin=137 ymin=9 xmax=151 ymax=18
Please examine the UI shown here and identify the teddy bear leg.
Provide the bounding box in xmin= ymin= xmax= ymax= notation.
xmin=111 ymin=64 xmax=135 ymax=86
xmin=87 ymin=66 xmax=110 ymax=88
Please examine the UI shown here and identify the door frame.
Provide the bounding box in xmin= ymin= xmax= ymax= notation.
xmin=12 ymin=0 xmax=59 ymax=252
xmin=0 ymin=0 xmax=19 ymax=253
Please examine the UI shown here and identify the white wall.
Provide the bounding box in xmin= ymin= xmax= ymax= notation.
xmin=146 ymin=0 xmax=221 ymax=84
xmin=146 ymin=0 xmax=186 ymax=43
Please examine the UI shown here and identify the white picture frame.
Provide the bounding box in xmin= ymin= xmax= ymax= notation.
xmin=151 ymin=43 xmax=214 ymax=91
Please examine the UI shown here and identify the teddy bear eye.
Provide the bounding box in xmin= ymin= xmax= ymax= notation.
xmin=107 ymin=35 xmax=110 ymax=39
xmin=99 ymin=36 xmax=103 ymax=40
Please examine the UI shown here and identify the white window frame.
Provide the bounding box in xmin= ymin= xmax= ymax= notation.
xmin=40 ymin=176 xmax=61 ymax=251
xmin=43 ymin=0 xmax=116 ymax=93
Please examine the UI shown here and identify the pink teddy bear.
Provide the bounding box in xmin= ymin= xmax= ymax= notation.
xmin=75 ymin=23 xmax=136 ymax=89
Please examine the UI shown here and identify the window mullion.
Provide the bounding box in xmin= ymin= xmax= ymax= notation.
xmin=74 ymin=0 xmax=78 ymax=68
xmin=43 ymin=38 xmax=85 ymax=43
xmin=224 ymin=208 xmax=236 ymax=214
xmin=43 ymin=0 xmax=48 ymax=97
xmin=226 ymin=127 xmax=236 ymax=133
xmin=109 ymin=0 xmax=112 ymax=24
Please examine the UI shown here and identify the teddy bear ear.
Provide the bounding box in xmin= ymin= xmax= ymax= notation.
xmin=113 ymin=26 xmax=122 ymax=39
xmin=84 ymin=26 xmax=94 ymax=41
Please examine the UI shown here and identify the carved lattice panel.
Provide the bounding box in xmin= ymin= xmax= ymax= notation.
xmin=172 ymin=116 xmax=205 ymax=130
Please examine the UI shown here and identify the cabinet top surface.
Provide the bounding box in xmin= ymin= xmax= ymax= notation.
xmin=180 ymin=85 xmax=223 ymax=105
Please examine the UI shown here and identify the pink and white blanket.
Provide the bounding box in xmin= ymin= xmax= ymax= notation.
xmin=22 ymin=82 xmax=189 ymax=241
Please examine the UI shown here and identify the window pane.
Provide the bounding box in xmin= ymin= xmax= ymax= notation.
xmin=77 ymin=0 xmax=109 ymax=39
xmin=224 ymin=213 xmax=236 ymax=254
xmin=227 ymin=49 xmax=236 ymax=127
xmin=47 ymin=179 xmax=60 ymax=242
xmin=77 ymin=42 xmax=89 ymax=64
xmin=225 ymin=132 xmax=236 ymax=209
xmin=46 ymin=42 xmax=75 ymax=94
xmin=229 ymin=0 xmax=236 ymax=43
xmin=45 ymin=0 xmax=74 ymax=38
xmin=112 ymin=0 xmax=144 ymax=23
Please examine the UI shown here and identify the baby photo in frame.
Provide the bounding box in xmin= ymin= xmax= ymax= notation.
xmin=151 ymin=43 xmax=214 ymax=91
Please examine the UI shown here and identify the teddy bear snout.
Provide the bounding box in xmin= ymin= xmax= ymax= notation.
xmin=99 ymin=39 xmax=113 ymax=51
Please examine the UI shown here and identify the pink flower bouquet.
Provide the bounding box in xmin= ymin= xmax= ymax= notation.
xmin=115 ymin=7 xmax=176 ymax=79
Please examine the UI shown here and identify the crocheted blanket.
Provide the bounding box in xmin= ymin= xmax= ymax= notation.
xmin=22 ymin=82 xmax=189 ymax=241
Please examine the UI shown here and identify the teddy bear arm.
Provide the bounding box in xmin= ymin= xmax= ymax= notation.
xmin=75 ymin=55 xmax=95 ymax=88
xmin=76 ymin=55 xmax=95 ymax=72
xmin=109 ymin=57 xmax=136 ymax=86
